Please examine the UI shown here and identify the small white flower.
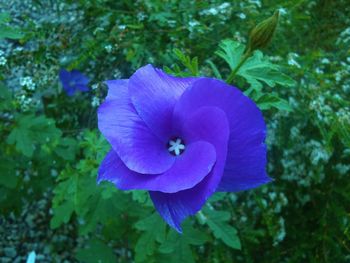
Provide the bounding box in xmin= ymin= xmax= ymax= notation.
xmin=218 ymin=2 xmax=230 ymax=10
xmin=0 ymin=56 xmax=7 ymax=66
xmin=288 ymin=53 xmax=301 ymax=68
xmin=279 ymin=8 xmax=287 ymax=15
xmin=249 ymin=0 xmax=262 ymax=8
xmin=137 ymin=12 xmax=146 ymax=21
xmin=237 ymin=13 xmax=246 ymax=19
xmin=104 ymin=44 xmax=113 ymax=53
xmin=91 ymin=97 xmax=100 ymax=107
xmin=208 ymin=7 xmax=219 ymax=15
xmin=321 ymin=58 xmax=330 ymax=64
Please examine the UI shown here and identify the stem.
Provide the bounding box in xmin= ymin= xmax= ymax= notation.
xmin=226 ymin=49 xmax=252 ymax=84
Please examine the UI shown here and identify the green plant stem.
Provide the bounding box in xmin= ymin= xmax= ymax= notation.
xmin=226 ymin=49 xmax=252 ymax=84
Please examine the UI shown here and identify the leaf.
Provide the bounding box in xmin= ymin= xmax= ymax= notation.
xmin=54 ymin=137 xmax=78 ymax=160
xmin=159 ymin=222 xmax=208 ymax=263
xmin=7 ymin=114 xmax=62 ymax=157
xmin=216 ymin=39 xmax=296 ymax=90
xmin=204 ymin=208 xmax=241 ymax=249
xmin=0 ymin=25 xmax=24 ymax=39
xmin=255 ymin=93 xmax=292 ymax=111
xmin=0 ymin=83 xmax=13 ymax=111
xmin=0 ymin=158 xmax=17 ymax=189
xmin=76 ymin=239 xmax=117 ymax=263
xmin=134 ymin=213 xmax=166 ymax=262
xmin=0 ymin=13 xmax=11 ymax=24
xmin=0 ymin=13 xmax=24 ymax=39
xmin=238 ymin=52 xmax=296 ymax=89
xmin=216 ymin=39 xmax=245 ymax=70
xmin=206 ymin=59 xmax=223 ymax=79
xmin=173 ymin=49 xmax=199 ymax=76
xmin=165 ymin=49 xmax=199 ymax=77
xmin=50 ymin=200 xmax=75 ymax=229
xmin=7 ymin=125 xmax=34 ymax=157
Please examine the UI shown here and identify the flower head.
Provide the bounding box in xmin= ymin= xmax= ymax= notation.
xmin=59 ymin=69 xmax=89 ymax=96
xmin=97 ymin=64 xmax=271 ymax=232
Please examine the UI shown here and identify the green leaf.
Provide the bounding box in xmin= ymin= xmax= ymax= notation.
xmin=54 ymin=137 xmax=78 ymax=160
xmin=216 ymin=39 xmax=296 ymax=90
xmin=0 ymin=158 xmax=17 ymax=189
xmin=0 ymin=25 xmax=24 ymax=39
xmin=238 ymin=52 xmax=296 ymax=89
xmin=255 ymin=93 xmax=292 ymax=111
xmin=0 ymin=83 xmax=13 ymax=111
xmin=159 ymin=223 xmax=208 ymax=263
xmin=206 ymin=59 xmax=223 ymax=79
xmin=216 ymin=39 xmax=245 ymax=70
xmin=0 ymin=13 xmax=11 ymax=24
xmin=7 ymin=114 xmax=62 ymax=157
xmin=134 ymin=213 xmax=166 ymax=262
xmin=0 ymin=13 xmax=24 ymax=39
xmin=76 ymin=239 xmax=117 ymax=263
xmin=50 ymin=200 xmax=75 ymax=229
xmin=166 ymin=49 xmax=199 ymax=77
xmin=204 ymin=208 xmax=241 ymax=250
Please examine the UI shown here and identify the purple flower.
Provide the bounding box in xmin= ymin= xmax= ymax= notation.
xmin=97 ymin=64 xmax=271 ymax=232
xmin=59 ymin=69 xmax=90 ymax=96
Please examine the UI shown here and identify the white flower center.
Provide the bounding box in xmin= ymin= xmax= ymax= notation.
xmin=168 ymin=138 xmax=185 ymax=156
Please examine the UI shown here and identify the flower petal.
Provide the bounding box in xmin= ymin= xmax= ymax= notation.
xmin=59 ymin=69 xmax=70 ymax=85
xmin=98 ymin=81 xmax=174 ymax=174
xmin=98 ymin=140 xmax=216 ymax=193
xmin=104 ymin=79 xmax=128 ymax=100
xmin=173 ymin=78 xmax=270 ymax=191
xmin=150 ymin=106 xmax=230 ymax=232
xmin=128 ymin=64 xmax=196 ymax=140
xmin=71 ymin=69 xmax=89 ymax=85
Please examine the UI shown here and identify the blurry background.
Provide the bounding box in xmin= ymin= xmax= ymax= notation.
xmin=0 ymin=0 xmax=349 ymax=262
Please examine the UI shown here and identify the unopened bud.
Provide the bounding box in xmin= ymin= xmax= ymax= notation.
xmin=248 ymin=11 xmax=279 ymax=52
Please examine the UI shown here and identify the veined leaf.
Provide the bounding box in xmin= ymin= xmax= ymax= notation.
xmin=255 ymin=93 xmax=293 ymax=112
xmin=7 ymin=114 xmax=62 ymax=157
xmin=216 ymin=39 xmax=296 ymax=90
xmin=134 ymin=213 xmax=166 ymax=262
xmin=76 ymin=239 xmax=117 ymax=263
xmin=0 ymin=13 xmax=24 ymax=39
xmin=159 ymin=222 xmax=208 ymax=263
xmin=203 ymin=207 xmax=241 ymax=250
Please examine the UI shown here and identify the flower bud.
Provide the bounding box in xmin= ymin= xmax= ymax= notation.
xmin=248 ymin=11 xmax=279 ymax=52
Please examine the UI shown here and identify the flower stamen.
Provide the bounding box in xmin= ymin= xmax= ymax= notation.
xmin=168 ymin=138 xmax=185 ymax=156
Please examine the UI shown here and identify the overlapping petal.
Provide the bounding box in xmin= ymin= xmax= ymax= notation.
xmin=128 ymin=64 xmax=196 ymax=140
xmin=98 ymin=140 xmax=216 ymax=193
xmin=150 ymin=106 xmax=230 ymax=232
xmin=98 ymin=80 xmax=174 ymax=174
xmin=172 ymin=78 xmax=270 ymax=191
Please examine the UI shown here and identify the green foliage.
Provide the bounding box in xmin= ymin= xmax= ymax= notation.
xmin=165 ymin=49 xmax=200 ymax=77
xmin=7 ymin=114 xmax=62 ymax=157
xmin=1 ymin=0 xmax=350 ymax=262
xmin=134 ymin=213 xmax=166 ymax=262
xmin=159 ymin=223 xmax=209 ymax=263
xmin=203 ymin=208 xmax=241 ymax=250
xmin=76 ymin=239 xmax=117 ymax=263
xmin=0 ymin=12 xmax=24 ymax=39
xmin=215 ymin=39 xmax=295 ymax=111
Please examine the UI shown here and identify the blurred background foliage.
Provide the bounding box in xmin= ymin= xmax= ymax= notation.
xmin=0 ymin=0 xmax=350 ymax=262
